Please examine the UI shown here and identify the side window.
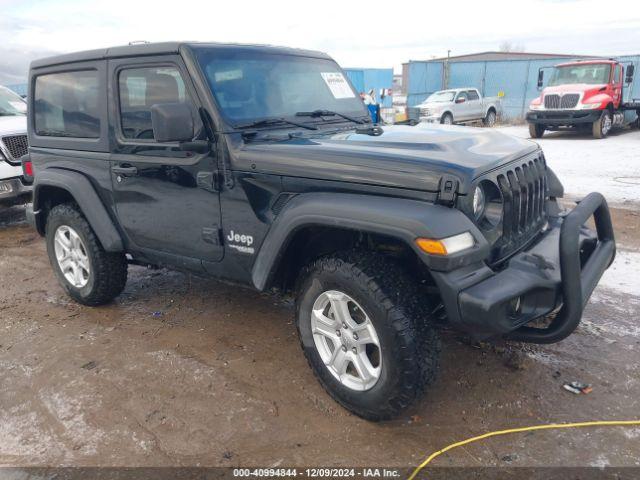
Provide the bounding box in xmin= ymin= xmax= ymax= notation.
xmin=467 ymin=90 xmax=480 ymax=101
xmin=34 ymin=70 xmax=100 ymax=138
xmin=118 ymin=66 xmax=193 ymax=140
xmin=614 ymin=64 xmax=622 ymax=84
xmin=456 ymin=91 xmax=468 ymax=102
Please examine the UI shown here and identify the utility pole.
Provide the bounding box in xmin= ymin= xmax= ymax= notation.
xmin=444 ymin=50 xmax=451 ymax=89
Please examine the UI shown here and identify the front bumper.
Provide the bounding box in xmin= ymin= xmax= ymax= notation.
xmin=526 ymin=109 xmax=602 ymax=126
xmin=0 ymin=176 xmax=32 ymax=203
xmin=433 ymin=193 xmax=615 ymax=344
xmin=419 ymin=114 xmax=443 ymax=123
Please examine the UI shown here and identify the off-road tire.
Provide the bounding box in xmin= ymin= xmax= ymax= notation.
xmin=528 ymin=123 xmax=545 ymax=138
xmin=440 ymin=112 xmax=453 ymax=125
xmin=45 ymin=203 xmax=128 ymax=306
xmin=483 ymin=109 xmax=497 ymax=127
xmin=592 ymin=110 xmax=612 ymax=139
xmin=295 ymin=250 xmax=440 ymax=421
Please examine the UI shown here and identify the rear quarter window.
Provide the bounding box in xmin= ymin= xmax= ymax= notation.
xmin=34 ymin=70 xmax=101 ymax=138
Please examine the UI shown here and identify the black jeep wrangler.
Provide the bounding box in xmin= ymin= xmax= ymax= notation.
xmin=24 ymin=42 xmax=615 ymax=420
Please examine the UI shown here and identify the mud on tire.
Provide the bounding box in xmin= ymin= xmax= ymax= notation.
xmin=295 ymin=250 xmax=440 ymax=421
xmin=45 ymin=203 xmax=128 ymax=306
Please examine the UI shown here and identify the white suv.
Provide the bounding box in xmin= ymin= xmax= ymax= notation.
xmin=0 ymin=86 xmax=30 ymax=205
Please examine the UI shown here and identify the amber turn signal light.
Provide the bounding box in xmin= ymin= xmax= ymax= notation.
xmin=415 ymin=232 xmax=475 ymax=256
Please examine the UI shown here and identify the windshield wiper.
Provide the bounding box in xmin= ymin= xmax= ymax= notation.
xmin=235 ymin=117 xmax=317 ymax=131
xmin=295 ymin=109 xmax=367 ymax=124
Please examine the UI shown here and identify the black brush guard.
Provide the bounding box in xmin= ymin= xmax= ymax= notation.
xmin=507 ymin=192 xmax=615 ymax=344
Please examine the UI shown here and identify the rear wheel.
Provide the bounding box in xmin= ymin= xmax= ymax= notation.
xmin=592 ymin=110 xmax=612 ymax=139
xmin=295 ymin=251 xmax=440 ymax=421
xmin=483 ymin=109 xmax=497 ymax=127
xmin=45 ymin=203 xmax=128 ymax=306
xmin=528 ymin=123 xmax=545 ymax=138
xmin=440 ymin=112 xmax=453 ymax=125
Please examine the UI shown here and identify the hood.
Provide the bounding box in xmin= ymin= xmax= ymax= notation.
xmin=416 ymin=101 xmax=448 ymax=112
xmin=543 ymin=83 xmax=607 ymax=95
xmin=235 ymin=124 xmax=539 ymax=194
xmin=0 ymin=115 xmax=27 ymax=136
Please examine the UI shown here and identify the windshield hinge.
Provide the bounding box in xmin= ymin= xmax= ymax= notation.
xmin=437 ymin=175 xmax=459 ymax=205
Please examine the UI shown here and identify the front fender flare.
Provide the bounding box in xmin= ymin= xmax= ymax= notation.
xmin=251 ymin=193 xmax=489 ymax=290
xmin=33 ymin=168 xmax=124 ymax=252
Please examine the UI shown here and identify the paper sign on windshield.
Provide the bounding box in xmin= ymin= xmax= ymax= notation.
xmin=321 ymin=72 xmax=355 ymax=99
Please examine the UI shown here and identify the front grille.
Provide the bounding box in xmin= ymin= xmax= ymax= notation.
xmin=560 ymin=93 xmax=579 ymax=109
xmin=544 ymin=94 xmax=559 ymax=109
xmin=544 ymin=93 xmax=580 ymax=110
xmin=1 ymin=135 xmax=28 ymax=164
xmin=493 ymin=154 xmax=548 ymax=263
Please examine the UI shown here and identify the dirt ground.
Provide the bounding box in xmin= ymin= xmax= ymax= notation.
xmin=0 ymin=203 xmax=639 ymax=472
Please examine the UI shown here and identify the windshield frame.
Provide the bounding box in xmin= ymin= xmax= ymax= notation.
xmin=188 ymin=45 xmax=370 ymax=131
xmin=548 ymin=63 xmax=612 ymax=87
xmin=0 ymin=86 xmax=27 ymax=116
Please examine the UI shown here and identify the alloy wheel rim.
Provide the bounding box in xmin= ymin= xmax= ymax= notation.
xmin=310 ymin=290 xmax=382 ymax=391
xmin=54 ymin=225 xmax=90 ymax=288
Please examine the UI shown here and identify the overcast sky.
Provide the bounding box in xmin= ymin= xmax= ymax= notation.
xmin=1 ymin=0 xmax=640 ymax=84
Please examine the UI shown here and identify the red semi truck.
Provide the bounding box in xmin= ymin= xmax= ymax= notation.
xmin=526 ymin=59 xmax=639 ymax=139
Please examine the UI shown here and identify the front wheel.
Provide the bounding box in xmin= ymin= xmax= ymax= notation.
xmin=440 ymin=112 xmax=453 ymax=125
xmin=295 ymin=251 xmax=440 ymax=421
xmin=592 ymin=110 xmax=612 ymax=139
xmin=528 ymin=123 xmax=545 ymax=138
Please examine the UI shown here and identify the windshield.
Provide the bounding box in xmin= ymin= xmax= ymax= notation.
xmin=193 ymin=47 xmax=368 ymax=125
xmin=0 ymin=87 xmax=27 ymax=116
xmin=425 ymin=91 xmax=455 ymax=103
xmin=548 ymin=64 xmax=611 ymax=86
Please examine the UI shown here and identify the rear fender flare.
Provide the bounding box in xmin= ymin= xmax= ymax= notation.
xmin=33 ymin=168 xmax=124 ymax=252
xmin=251 ymin=192 xmax=489 ymax=290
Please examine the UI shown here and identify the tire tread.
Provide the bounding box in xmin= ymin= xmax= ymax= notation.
xmin=296 ymin=250 xmax=440 ymax=421
xmin=46 ymin=203 xmax=127 ymax=306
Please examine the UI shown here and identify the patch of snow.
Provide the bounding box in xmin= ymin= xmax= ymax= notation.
xmin=0 ymin=408 xmax=63 ymax=458
xmin=597 ymin=250 xmax=640 ymax=297
xmin=590 ymin=454 xmax=611 ymax=468
xmin=496 ymin=126 xmax=640 ymax=208
xmin=39 ymin=387 xmax=106 ymax=456
xmin=623 ymin=428 xmax=640 ymax=439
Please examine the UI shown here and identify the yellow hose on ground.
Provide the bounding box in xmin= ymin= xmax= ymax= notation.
xmin=408 ymin=420 xmax=640 ymax=480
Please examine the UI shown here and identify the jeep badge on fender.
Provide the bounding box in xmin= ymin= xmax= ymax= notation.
xmin=25 ymin=42 xmax=615 ymax=421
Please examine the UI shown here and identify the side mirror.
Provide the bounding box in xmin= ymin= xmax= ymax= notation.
xmin=150 ymin=103 xmax=194 ymax=143
xmin=537 ymin=70 xmax=544 ymax=89
xmin=625 ymin=64 xmax=635 ymax=84
xmin=455 ymin=97 xmax=466 ymax=104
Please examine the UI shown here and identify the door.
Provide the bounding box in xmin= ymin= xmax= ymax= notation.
xmin=612 ymin=64 xmax=623 ymax=108
xmin=466 ymin=89 xmax=484 ymax=120
xmin=108 ymin=57 xmax=223 ymax=266
xmin=453 ymin=91 xmax=470 ymax=120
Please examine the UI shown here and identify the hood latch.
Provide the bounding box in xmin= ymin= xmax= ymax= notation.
xmin=437 ymin=175 xmax=459 ymax=205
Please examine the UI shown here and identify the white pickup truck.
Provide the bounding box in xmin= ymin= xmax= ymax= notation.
xmin=416 ymin=88 xmax=501 ymax=126
xmin=0 ymin=86 xmax=31 ymax=206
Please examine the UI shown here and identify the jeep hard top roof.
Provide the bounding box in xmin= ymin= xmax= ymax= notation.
xmin=30 ymin=41 xmax=332 ymax=69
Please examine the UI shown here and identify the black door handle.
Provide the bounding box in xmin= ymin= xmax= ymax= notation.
xmin=112 ymin=165 xmax=138 ymax=177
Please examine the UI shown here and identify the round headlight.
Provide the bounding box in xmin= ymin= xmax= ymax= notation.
xmin=474 ymin=181 xmax=503 ymax=229
xmin=473 ymin=186 xmax=485 ymax=220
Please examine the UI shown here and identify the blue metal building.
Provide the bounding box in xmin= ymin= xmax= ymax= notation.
xmin=406 ymin=53 xmax=640 ymax=120
xmin=344 ymin=68 xmax=394 ymax=107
